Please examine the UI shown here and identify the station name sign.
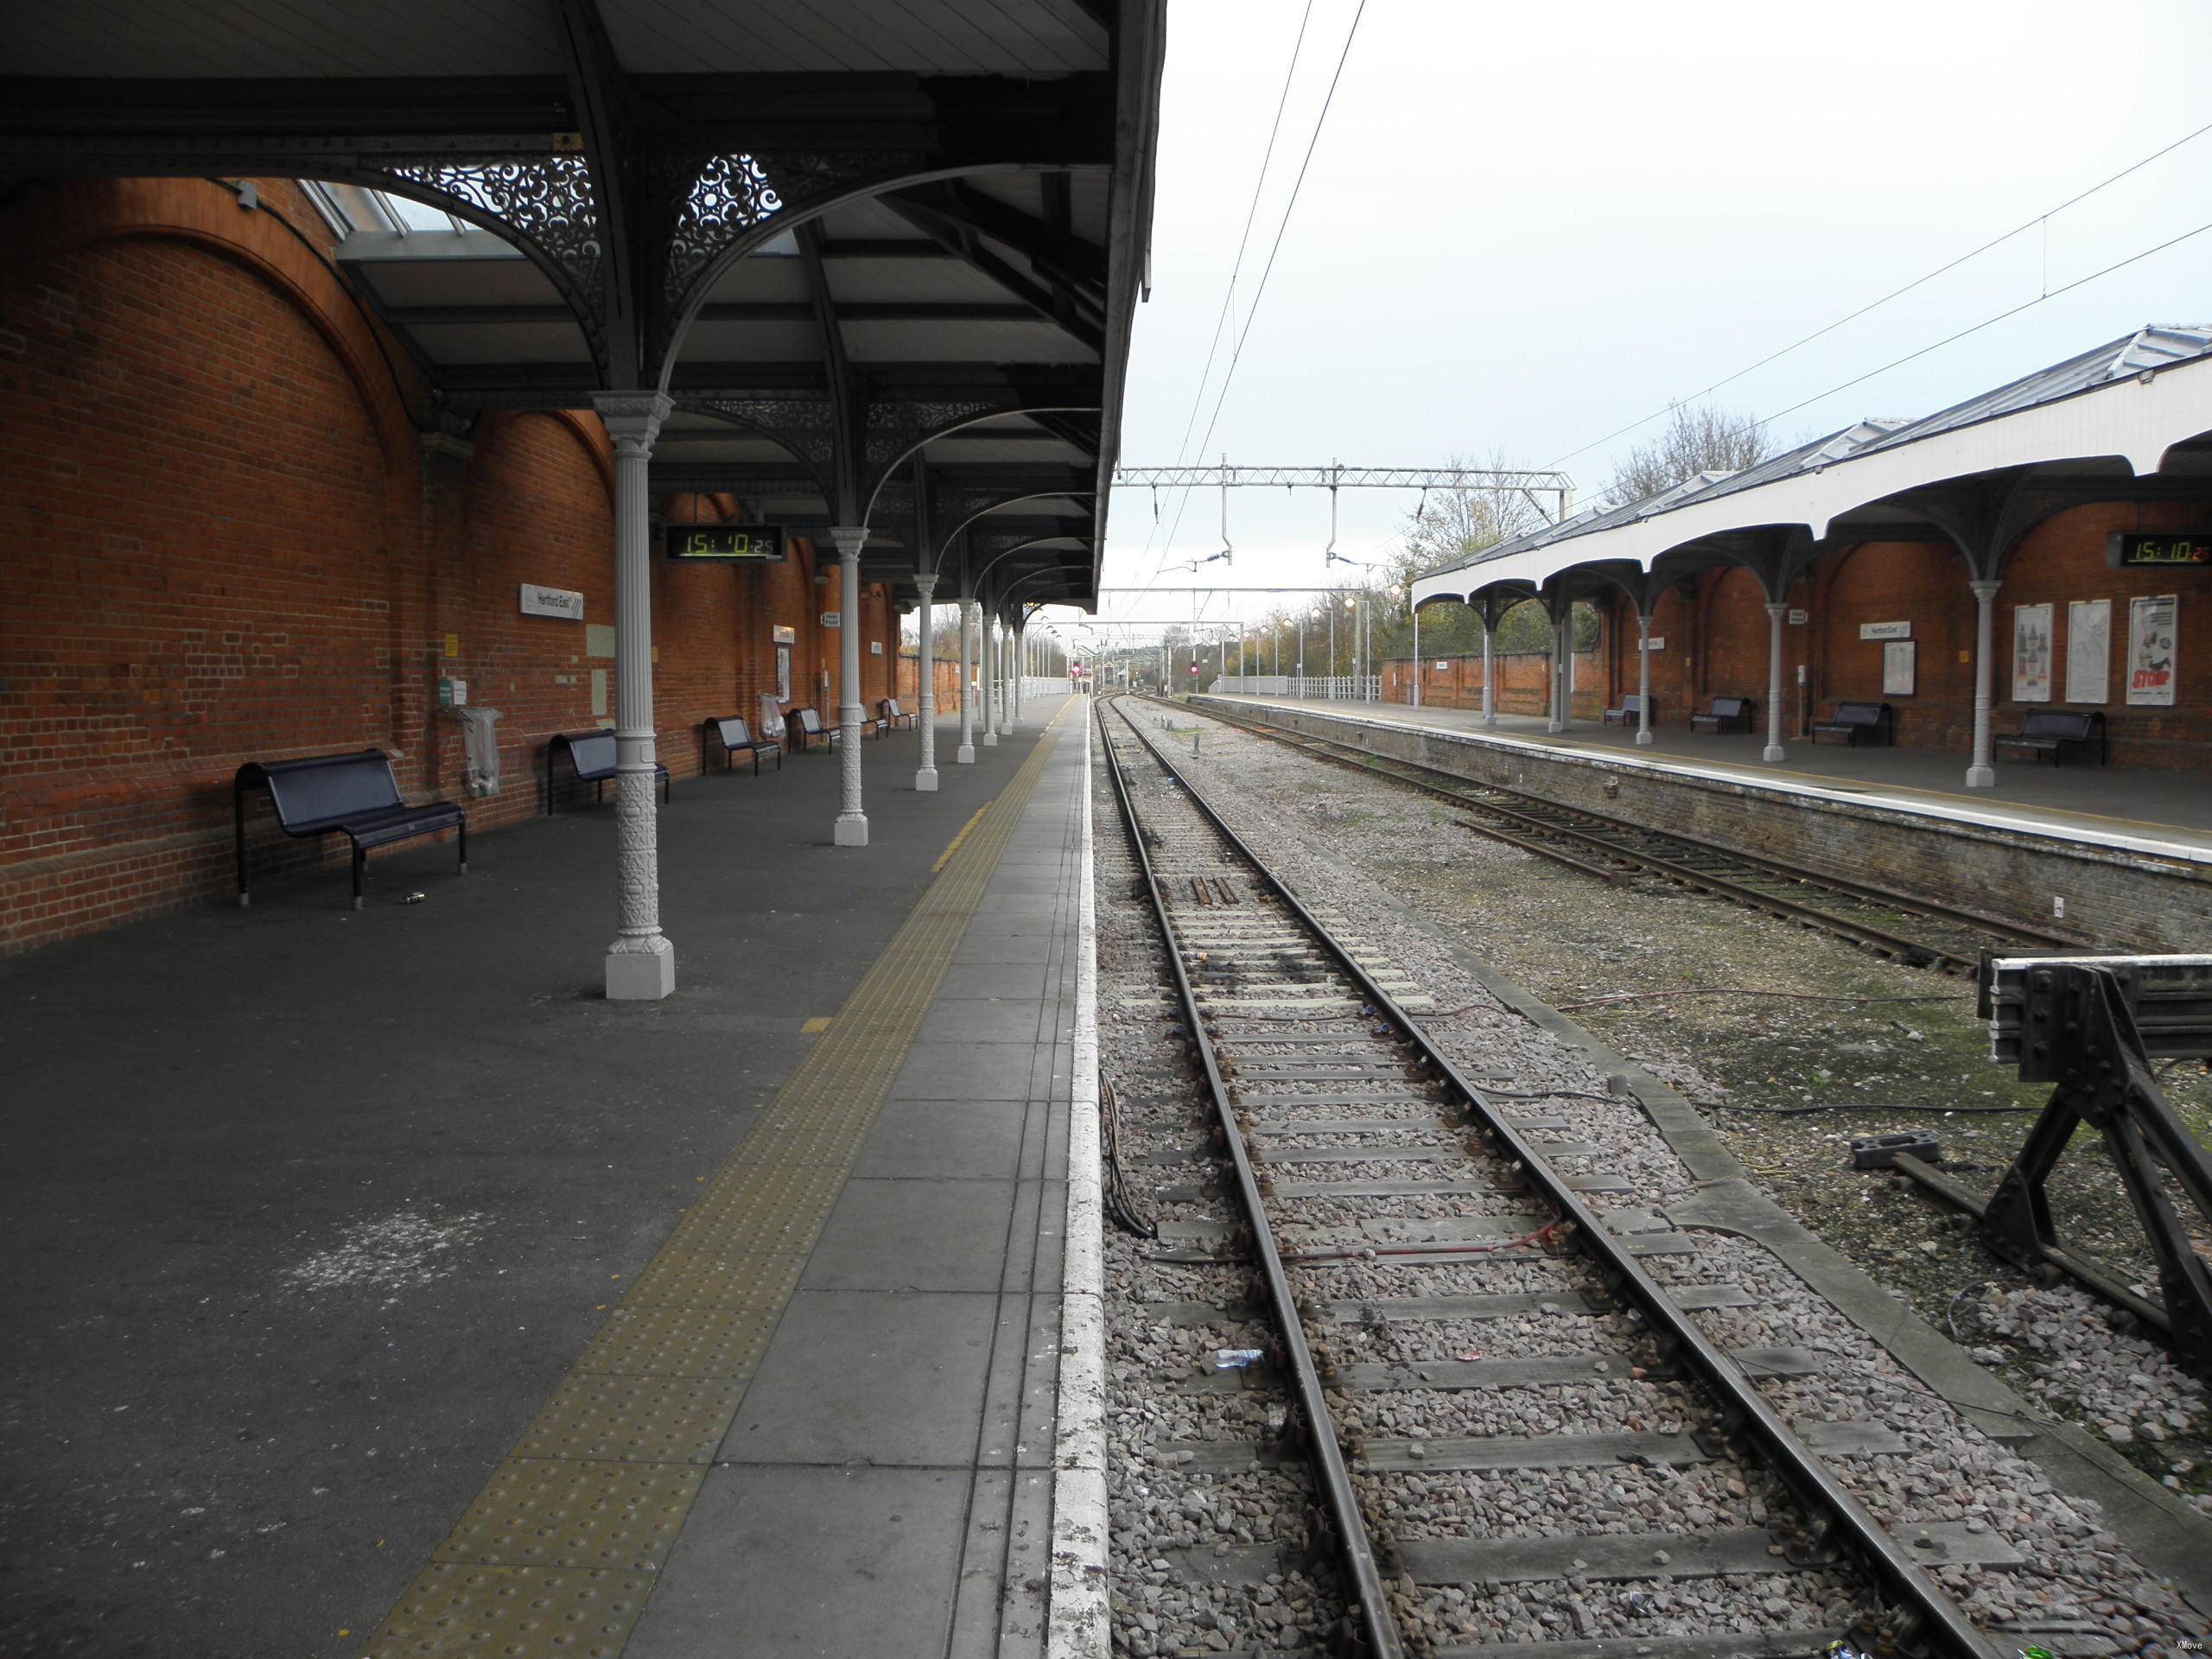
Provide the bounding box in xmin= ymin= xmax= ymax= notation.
xmin=519 ymin=582 xmax=584 ymax=620
xmin=664 ymin=524 xmax=786 ymax=563
xmin=2107 ymin=531 xmax=2210 ymax=569
xmin=1859 ymin=620 xmax=1911 ymax=640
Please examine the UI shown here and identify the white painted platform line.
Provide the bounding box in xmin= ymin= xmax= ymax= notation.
xmin=1049 ymin=704 xmax=1110 ymax=1659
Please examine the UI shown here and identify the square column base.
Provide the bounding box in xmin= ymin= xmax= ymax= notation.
xmin=915 ymin=767 xmax=939 ymax=791
xmin=982 ymin=732 xmax=999 ymax=747
xmin=1762 ymin=745 xmax=1785 ymax=764
xmin=957 ymin=745 xmax=975 ymax=764
xmin=1965 ymin=765 xmax=1996 ymax=789
xmin=834 ymin=813 xmax=869 ymax=847
xmin=1635 ymin=730 xmax=1654 ymax=746
xmin=606 ymin=938 xmax=677 ymax=1001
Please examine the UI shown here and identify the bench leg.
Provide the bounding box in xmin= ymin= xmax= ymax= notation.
xmin=458 ymin=819 xmax=468 ymax=874
xmin=352 ymin=843 xmax=366 ymax=911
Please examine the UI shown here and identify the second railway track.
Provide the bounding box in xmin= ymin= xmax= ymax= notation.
xmin=1170 ymin=698 xmax=2084 ymax=974
xmin=1096 ymin=691 xmax=2024 ymax=1659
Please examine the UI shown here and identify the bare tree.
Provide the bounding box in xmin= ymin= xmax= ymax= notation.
xmin=1605 ymin=403 xmax=1768 ymax=507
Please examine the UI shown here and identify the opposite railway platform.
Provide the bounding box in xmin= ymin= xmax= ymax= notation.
xmin=1196 ymin=693 xmax=2212 ymax=953
xmin=0 ymin=697 xmax=1098 ymax=1659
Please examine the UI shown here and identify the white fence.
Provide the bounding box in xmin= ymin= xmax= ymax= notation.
xmin=1211 ymin=676 xmax=1381 ymax=701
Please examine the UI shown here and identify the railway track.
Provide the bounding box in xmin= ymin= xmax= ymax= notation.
xmin=1096 ymin=692 xmax=2018 ymax=1659
xmin=1169 ymin=697 xmax=2082 ymax=975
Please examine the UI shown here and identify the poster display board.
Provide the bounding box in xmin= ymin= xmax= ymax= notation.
xmin=2126 ymin=594 xmax=2178 ymax=706
xmin=2011 ymin=604 xmax=2052 ymax=702
xmin=2065 ymin=600 xmax=2109 ymax=704
xmin=1882 ymin=639 xmax=1916 ymax=696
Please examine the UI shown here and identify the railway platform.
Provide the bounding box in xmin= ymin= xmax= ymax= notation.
xmin=1205 ymin=696 xmax=2212 ymax=853
xmin=1196 ymin=694 xmax=2212 ymax=952
xmin=0 ymin=698 xmax=1097 ymax=1659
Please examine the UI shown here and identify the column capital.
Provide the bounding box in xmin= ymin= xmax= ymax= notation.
xmin=1969 ymin=577 xmax=2003 ymax=601
xmin=590 ymin=391 xmax=673 ymax=454
xmin=1764 ymin=601 xmax=1788 ymax=620
xmin=828 ymin=524 xmax=868 ymax=558
xmin=912 ymin=571 xmax=938 ymax=599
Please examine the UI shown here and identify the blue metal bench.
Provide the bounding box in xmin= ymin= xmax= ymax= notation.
xmin=234 ymin=749 xmax=465 ymax=909
xmin=1996 ymin=709 xmax=2107 ymax=767
xmin=877 ymin=696 xmax=917 ymax=732
xmin=1810 ymin=700 xmax=1895 ymax=747
xmin=546 ymin=731 xmax=671 ymax=815
xmin=1689 ymin=696 xmax=1756 ymax=734
xmin=1601 ymin=693 xmax=1650 ymax=727
xmin=791 ymin=707 xmax=840 ymax=751
xmin=700 ymin=715 xmax=782 ymax=777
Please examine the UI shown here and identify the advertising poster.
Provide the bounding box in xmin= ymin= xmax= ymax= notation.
xmin=2065 ymin=599 xmax=2109 ymax=704
xmin=2011 ymin=604 xmax=2052 ymax=702
xmin=1882 ymin=639 xmax=1916 ymax=696
xmin=2126 ymin=594 xmax=2178 ymax=706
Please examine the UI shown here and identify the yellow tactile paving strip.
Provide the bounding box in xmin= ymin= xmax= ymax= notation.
xmin=361 ymin=711 xmax=1069 ymax=1658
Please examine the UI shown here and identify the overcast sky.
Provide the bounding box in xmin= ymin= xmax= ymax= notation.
xmin=1035 ymin=0 xmax=2212 ymax=651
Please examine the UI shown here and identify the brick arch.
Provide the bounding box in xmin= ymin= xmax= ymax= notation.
xmin=0 ymin=177 xmax=421 ymax=474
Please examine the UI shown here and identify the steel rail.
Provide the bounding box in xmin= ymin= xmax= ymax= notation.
xmin=1185 ymin=699 xmax=2078 ymax=969
xmin=1095 ymin=696 xmax=1406 ymax=1659
xmin=1103 ymin=695 xmax=2009 ymax=1659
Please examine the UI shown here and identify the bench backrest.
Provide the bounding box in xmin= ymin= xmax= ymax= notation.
xmin=797 ymin=708 xmax=825 ymax=734
xmin=563 ymin=732 xmax=617 ymax=775
xmin=715 ymin=716 xmax=754 ymax=749
xmin=259 ymin=751 xmax=403 ymax=829
xmin=1615 ymin=695 xmax=1644 ymax=713
xmin=1707 ymin=696 xmax=1751 ymax=718
xmin=1832 ymin=702 xmax=1886 ymax=726
xmin=2021 ymin=709 xmax=2095 ymax=739
xmin=880 ymin=698 xmax=902 ymax=717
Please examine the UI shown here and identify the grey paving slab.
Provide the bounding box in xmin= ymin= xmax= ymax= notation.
xmin=891 ymin=1039 xmax=1039 ymax=1102
xmin=936 ymin=962 xmax=1056 ymax=1000
xmin=799 ymin=1177 xmax=1018 ymax=1292
xmin=719 ymin=1290 xmax=995 ymax=1466
xmin=851 ymin=1099 xmax=1033 ymax=1182
xmin=628 ymin=1464 xmax=967 ymax=1658
xmin=917 ymin=996 xmax=1049 ymax=1044
xmin=952 ymin=931 xmax=1059 ymax=964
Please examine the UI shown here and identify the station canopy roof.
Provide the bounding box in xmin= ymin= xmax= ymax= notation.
xmin=1414 ymin=325 xmax=2212 ymax=610
xmin=0 ymin=0 xmax=1166 ymax=611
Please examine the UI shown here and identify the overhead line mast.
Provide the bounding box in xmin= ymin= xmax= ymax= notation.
xmin=1114 ymin=462 xmax=1575 ymax=524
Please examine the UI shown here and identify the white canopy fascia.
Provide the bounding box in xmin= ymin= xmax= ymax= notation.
xmin=1414 ymin=351 xmax=2212 ymax=608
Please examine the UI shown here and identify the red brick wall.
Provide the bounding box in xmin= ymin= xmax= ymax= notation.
xmin=0 ymin=178 xmax=899 ymax=955
xmin=1381 ymin=650 xmax=1603 ymax=716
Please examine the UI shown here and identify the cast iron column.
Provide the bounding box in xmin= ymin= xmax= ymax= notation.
xmin=830 ymin=525 xmax=868 ymax=845
xmin=1007 ymin=623 xmax=1022 ymax=733
xmin=594 ymin=391 xmax=676 ymax=1001
xmin=1481 ymin=624 xmax=1495 ymax=726
xmin=1763 ymin=601 xmax=1787 ymax=764
xmin=1967 ymin=577 xmax=2001 ymax=788
xmin=1546 ymin=613 xmax=1567 ymax=734
xmin=914 ymin=572 xmax=939 ymax=791
xmin=982 ymin=612 xmax=999 ymax=747
xmin=957 ymin=597 xmax=976 ymax=763
xmin=1637 ymin=612 xmax=1655 ymax=747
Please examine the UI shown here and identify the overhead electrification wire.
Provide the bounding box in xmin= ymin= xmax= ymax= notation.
xmin=1546 ymin=116 xmax=2212 ymax=468
xmin=1751 ymin=215 xmax=2212 ymax=429
xmin=1124 ymin=0 xmax=1317 ymax=605
xmin=1138 ymin=0 xmax=1371 ymax=640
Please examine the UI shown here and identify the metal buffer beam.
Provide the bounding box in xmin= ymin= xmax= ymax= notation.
xmin=1896 ymin=954 xmax=2212 ymax=1378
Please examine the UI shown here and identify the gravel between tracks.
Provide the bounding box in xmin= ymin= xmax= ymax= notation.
xmin=1094 ymin=701 xmax=2207 ymax=1657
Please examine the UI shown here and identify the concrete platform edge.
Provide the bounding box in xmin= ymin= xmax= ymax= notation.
xmin=1049 ymin=703 xmax=1110 ymax=1657
xmin=1336 ymin=849 xmax=2212 ymax=1622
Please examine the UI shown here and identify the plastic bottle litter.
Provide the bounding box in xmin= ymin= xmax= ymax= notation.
xmin=1210 ymin=1349 xmax=1263 ymax=1370
xmin=403 ymin=892 xmax=428 ymax=906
